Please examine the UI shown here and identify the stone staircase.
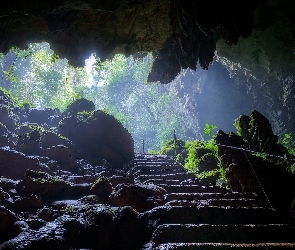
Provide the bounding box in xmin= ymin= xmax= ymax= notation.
xmin=128 ymin=153 xmax=295 ymax=249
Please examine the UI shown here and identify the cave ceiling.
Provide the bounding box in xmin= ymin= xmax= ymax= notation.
xmin=0 ymin=0 xmax=294 ymax=83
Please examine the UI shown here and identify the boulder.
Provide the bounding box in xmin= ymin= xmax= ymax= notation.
xmin=13 ymin=194 xmax=43 ymax=212
xmin=28 ymin=108 xmax=61 ymax=128
xmin=90 ymin=176 xmax=113 ymax=196
xmin=0 ymin=206 xmax=17 ymax=232
xmin=0 ymin=123 xmax=10 ymax=147
xmin=109 ymin=183 xmax=167 ymax=212
xmin=0 ymin=106 xmax=18 ymax=132
xmin=16 ymin=170 xmax=69 ymax=199
xmin=40 ymin=131 xmax=75 ymax=151
xmin=59 ymin=110 xmax=134 ymax=168
xmin=236 ymin=110 xmax=289 ymax=155
xmin=0 ymin=147 xmax=50 ymax=180
xmin=62 ymin=98 xmax=95 ymax=118
xmin=0 ymin=205 xmax=150 ymax=250
xmin=44 ymin=145 xmax=77 ymax=172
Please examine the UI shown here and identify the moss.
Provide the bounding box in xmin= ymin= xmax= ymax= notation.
xmin=0 ymin=86 xmax=33 ymax=109
xmin=90 ymin=176 xmax=112 ymax=195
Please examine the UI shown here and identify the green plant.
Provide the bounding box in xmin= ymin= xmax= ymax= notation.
xmin=184 ymin=140 xmax=200 ymax=172
xmin=287 ymin=163 xmax=295 ymax=174
xmin=77 ymin=110 xmax=92 ymax=121
xmin=280 ymin=132 xmax=295 ymax=155
xmin=148 ymin=149 xmax=157 ymax=154
xmin=203 ymin=124 xmax=217 ymax=137
xmin=233 ymin=117 xmax=242 ymax=136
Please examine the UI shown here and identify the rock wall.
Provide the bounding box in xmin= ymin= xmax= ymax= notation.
xmin=0 ymin=0 xmax=260 ymax=83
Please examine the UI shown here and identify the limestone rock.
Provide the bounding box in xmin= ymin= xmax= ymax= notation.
xmin=236 ymin=110 xmax=289 ymax=155
xmin=0 ymin=206 xmax=17 ymax=232
xmin=90 ymin=176 xmax=113 ymax=196
xmin=28 ymin=108 xmax=61 ymax=128
xmin=44 ymin=145 xmax=77 ymax=172
xmin=0 ymin=147 xmax=50 ymax=180
xmin=13 ymin=194 xmax=43 ymax=212
xmin=16 ymin=170 xmax=69 ymax=197
xmin=0 ymin=0 xmax=262 ymax=83
xmin=62 ymin=98 xmax=95 ymax=118
xmin=109 ymin=183 xmax=167 ymax=212
xmin=59 ymin=110 xmax=134 ymax=168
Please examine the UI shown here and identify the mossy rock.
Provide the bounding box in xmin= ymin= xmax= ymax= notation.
xmin=62 ymin=98 xmax=95 ymax=118
xmin=17 ymin=170 xmax=69 ymax=196
xmin=90 ymin=176 xmax=113 ymax=196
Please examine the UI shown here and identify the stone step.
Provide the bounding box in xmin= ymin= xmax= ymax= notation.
xmin=131 ymin=163 xmax=183 ymax=171
xmin=134 ymin=173 xmax=197 ymax=182
xmin=142 ymin=179 xmax=187 ymax=185
xmin=134 ymin=154 xmax=174 ymax=160
xmin=165 ymin=198 xmax=262 ymax=208
xmin=164 ymin=192 xmax=259 ymax=202
xmin=157 ymin=185 xmax=226 ymax=193
xmin=108 ymin=176 xmax=134 ymax=186
xmin=150 ymin=224 xmax=295 ymax=246
xmin=150 ymin=242 xmax=295 ymax=249
xmin=132 ymin=169 xmax=188 ymax=176
xmin=144 ymin=206 xmax=285 ymax=225
xmin=139 ymin=179 xmax=212 ymax=186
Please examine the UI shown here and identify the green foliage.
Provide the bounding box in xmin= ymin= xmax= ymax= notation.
xmin=280 ymin=132 xmax=295 ymax=155
xmin=148 ymin=149 xmax=157 ymax=154
xmin=114 ymin=112 xmax=129 ymax=128
xmin=184 ymin=140 xmax=200 ymax=172
xmin=158 ymin=138 xmax=185 ymax=155
xmin=92 ymin=54 xmax=104 ymax=71
xmin=3 ymin=66 xmax=18 ymax=82
xmin=77 ymin=110 xmax=92 ymax=121
xmin=233 ymin=117 xmax=242 ymax=136
xmin=175 ymin=137 xmax=228 ymax=186
xmin=90 ymin=177 xmax=103 ymax=190
xmin=1 ymin=43 xmax=84 ymax=111
xmin=74 ymin=92 xmax=82 ymax=100
xmin=287 ymin=164 xmax=295 ymax=174
xmin=0 ymin=86 xmax=32 ymax=109
xmin=0 ymin=42 xmax=202 ymax=152
xmin=203 ymin=124 xmax=217 ymax=137
xmin=51 ymin=53 xmax=59 ymax=63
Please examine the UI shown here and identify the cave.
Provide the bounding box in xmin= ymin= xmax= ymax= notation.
xmin=1 ymin=0 xmax=295 ymax=249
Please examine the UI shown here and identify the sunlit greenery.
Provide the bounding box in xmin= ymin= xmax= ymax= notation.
xmin=280 ymin=132 xmax=295 ymax=155
xmin=0 ymin=42 xmax=201 ymax=152
xmin=157 ymin=124 xmax=227 ymax=186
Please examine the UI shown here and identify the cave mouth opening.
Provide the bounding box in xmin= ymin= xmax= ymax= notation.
xmin=1 ymin=40 xmax=295 ymax=154
xmin=0 ymin=42 xmax=205 ymax=153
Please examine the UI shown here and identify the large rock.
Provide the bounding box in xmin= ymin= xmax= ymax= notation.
xmin=0 ymin=147 xmax=50 ymax=180
xmin=0 ymin=0 xmax=265 ymax=83
xmin=16 ymin=170 xmax=69 ymax=197
xmin=28 ymin=108 xmax=61 ymax=128
xmin=44 ymin=145 xmax=77 ymax=172
xmin=215 ymin=127 xmax=295 ymax=215
xmin=59 ymin=110 xmax=134 ymax=168
xmin=62 ymin=98 xmax=95 ymax=118
xmin=109 ymin=183 xmax=167 ymax=212
xmin=235 ymin=110 xmax=289 ymax=155
xmin=0 ymin=205 xmax=150 ymax=250
xmin=0 ymin=106 xmax=18 ymax=132
xmin=0 ymin=206 xmax=18 ymax=244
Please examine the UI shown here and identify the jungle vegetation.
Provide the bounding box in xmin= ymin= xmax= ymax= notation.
xmin=1 ymin=42 xmax=295 ymax=154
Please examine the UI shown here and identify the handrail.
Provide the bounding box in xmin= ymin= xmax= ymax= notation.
xmin=216 ymin=143 xmax=295 ymax=162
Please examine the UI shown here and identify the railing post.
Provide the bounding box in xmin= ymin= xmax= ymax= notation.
xmin=174 ymin=130 xmax=177 ymax=159
xmin=142 ymin=139 xmax=145 ymax=154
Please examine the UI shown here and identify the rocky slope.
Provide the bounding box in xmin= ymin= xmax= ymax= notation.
xmin=1 ymin=153 xmax=295 ymax=249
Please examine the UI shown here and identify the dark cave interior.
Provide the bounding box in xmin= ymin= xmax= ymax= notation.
xmin=1 ymin=1 xmax=295 ymax=249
